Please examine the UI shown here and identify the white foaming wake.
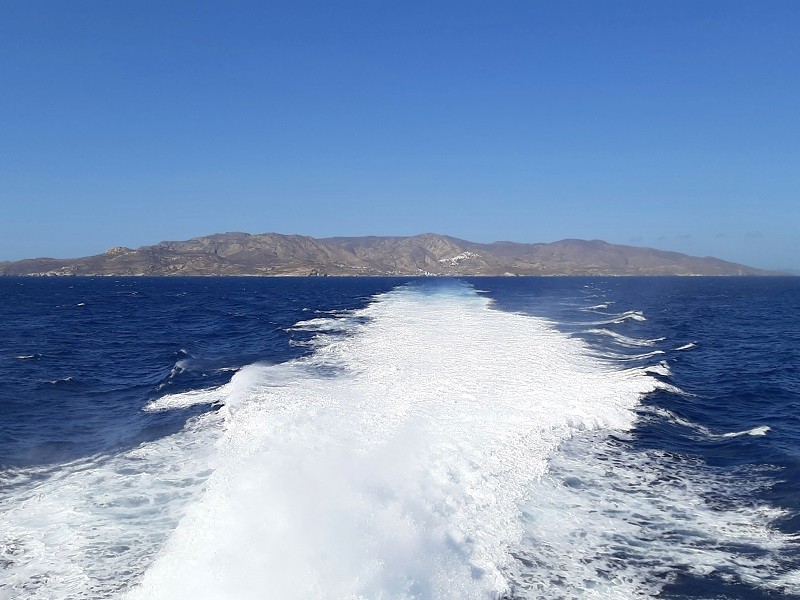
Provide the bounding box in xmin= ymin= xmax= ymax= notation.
xmin=0 ymin=366 xmax=282 ymax=599
xmin=512 ymin=431 xmax=795 ymax=597
xmin=3 ymin=283 xmax=796 ymax=600
xmin=0 ymin=412 xmax=223 ymax=599
xmin=124 ymin=284 xmax=663 ymax=600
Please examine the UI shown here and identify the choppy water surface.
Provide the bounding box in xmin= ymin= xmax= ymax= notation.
xmin=1 ymin=276 xmax=798 ymax=599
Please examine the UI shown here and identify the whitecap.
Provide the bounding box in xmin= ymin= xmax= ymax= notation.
xmin=645 ymin=361 xmax=672 ymax=376
xmin=581 ymin=303 xmax=610 ymax=311
xmin=585 ymin=328 xmax=663 ymax=348
xmin=721 ymin=425 xmax=771 ymax=438
xmin=674 ymin=342 xmax=697 ymax=351
xmin=643 ymin=407 xmax=772 ymax=440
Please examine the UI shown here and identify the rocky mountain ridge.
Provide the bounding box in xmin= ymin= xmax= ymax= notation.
xmin=0 ymin=232 xmax=775 ymax=276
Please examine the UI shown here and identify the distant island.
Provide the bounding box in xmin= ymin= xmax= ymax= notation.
xmin=0 ymin=232 xmax=777 ymax=276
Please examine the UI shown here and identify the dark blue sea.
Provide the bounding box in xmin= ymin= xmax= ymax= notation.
xmin=1 ymin=276 xmax=798 ymax=599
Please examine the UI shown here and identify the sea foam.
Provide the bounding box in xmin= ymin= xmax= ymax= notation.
xmin=125 ymin=283 xmax=663 ymax=599
xmin=2 ymin=282 xmax=796 ymax=599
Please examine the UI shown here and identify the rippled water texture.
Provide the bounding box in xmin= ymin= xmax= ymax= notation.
xmin=1 ymin=276 xmax=798 ymax=599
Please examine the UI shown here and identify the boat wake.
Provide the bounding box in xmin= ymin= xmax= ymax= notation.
xmin=126 ymin=283 xmax=660 ymax=598
xmin=1 ymin=282 xmax=796 ymax=599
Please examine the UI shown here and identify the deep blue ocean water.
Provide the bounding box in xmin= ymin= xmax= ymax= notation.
xmin=0 ymin=277 xmax=406 ymax=468
xmin=1 ymin=276 xmax=798 ymax=599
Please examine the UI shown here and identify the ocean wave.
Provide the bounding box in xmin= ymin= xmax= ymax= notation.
xmin=125 ymin=284 xmax=664 ymax=599
xmin=643 ymin=406 xmax=772 ymax=439
xmin=3 ymin=282 xmax=794 ymax=599
xmin=510 ymin=432 xmax=797 ymax=597
xmin=144 ymin=387 xmax=227 ymax=412
xmin=580 ymin=302 xmax=611 ymax=311
xmin=0 ymin=410 xmax=223 ymax=599
xmin=582 ymin=310 xmax=648 ymax=327
xmin=585 ymin=328 xmax=664 ymax=347
xmin=721 ymin=425 xmax=771 ymax=438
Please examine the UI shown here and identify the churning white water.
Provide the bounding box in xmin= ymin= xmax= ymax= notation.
xmin=126 ymin=283 xmax=660 ymax=599
xmin=1 ymin=282 xmax=796 ymax=599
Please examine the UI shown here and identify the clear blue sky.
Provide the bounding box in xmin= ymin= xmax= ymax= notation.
xmin=1 ymin=1 xmax=798 ymax=269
